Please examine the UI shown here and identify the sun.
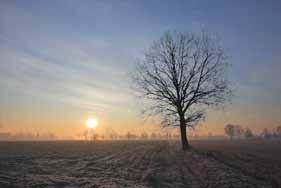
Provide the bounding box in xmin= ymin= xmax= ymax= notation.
xmin=86 ymin=118 xmax=98 ymax=129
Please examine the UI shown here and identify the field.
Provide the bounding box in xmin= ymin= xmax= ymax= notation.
xmin=0 ymin=140 xmax=280 ymax=188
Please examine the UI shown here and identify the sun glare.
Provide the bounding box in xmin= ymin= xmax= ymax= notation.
xmin=86 ymin=118 xmax=98 ymax=129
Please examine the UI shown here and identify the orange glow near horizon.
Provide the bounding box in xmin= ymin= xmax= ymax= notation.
xmin=0 ymin=113 xmax=276 ymax=140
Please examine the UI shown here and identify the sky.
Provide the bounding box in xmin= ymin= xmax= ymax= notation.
xmin=0 ymin=0 xmax=280 ymax=138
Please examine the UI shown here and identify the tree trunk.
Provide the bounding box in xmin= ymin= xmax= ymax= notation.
xmin=179 ymin=116 xmax=190 ymax=150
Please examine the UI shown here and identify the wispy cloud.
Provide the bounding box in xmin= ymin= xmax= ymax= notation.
xmin=0 ymin=37 xmax=133 ymax=113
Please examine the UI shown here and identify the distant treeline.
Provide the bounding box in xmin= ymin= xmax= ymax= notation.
xmin=0 ymin=129 xmax=225 ymax=141
xmin=82 ymin=130 xmax=181 ymax=141
xmin=0 ymin=131 xmax=56 ymax=141
xmin=2 ymin=125 xmax=280 ymax=141
xmin=82 ymin=129 xmax=227 ymax=141
xmin=224 ymin=124 xmax=281 ymax=140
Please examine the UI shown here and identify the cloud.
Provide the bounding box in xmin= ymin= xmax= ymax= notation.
xmin=0 ymin=26 xmax=134 ymax=115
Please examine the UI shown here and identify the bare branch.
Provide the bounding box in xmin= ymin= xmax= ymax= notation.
xmin=132 ymin=31 xmax=231 ymax=148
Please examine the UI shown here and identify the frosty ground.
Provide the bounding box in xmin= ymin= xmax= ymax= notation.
xmin=0 ymin=140 xmax=280 ymax=188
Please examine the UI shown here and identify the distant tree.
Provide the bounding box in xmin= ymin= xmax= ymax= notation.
xmin=131 ymin=133 xmax=137 ymax=139
xmin=244 ymin=128 xmax=253 ymax=139
xmin=35 ymin=132 xmax=40 ymax=140
xmin=91 ymin=133 xmax=99 ymax=141
xmin=140 ymin=132 xmax=148 ymax=140
xmin=132 ymin=31 xmax=231 ymax=150
xmin=225 ymin=124 xmax=235 ymax=140
xmin=151 ymin=132 xmax=157 ymax=139
xmin=208 ymin=132 xmax=213 ymax=140
xmin=234 ymin=125 xmax=244 ymax=139
xmin=83 ymin=130 xmax=97 ymax=141
xmin=165 ymin=131 xmax=172 ymax=140
xmin=261 ymin=128 xmax=270 ymax=139
xmin=126 ymin=132 xmax=137 ymax=140
xmin=275 ymin=125 xmax=281 ymax=137
xmin=47 ymin=132 xmax=56 ymax=140
xmin=83 ymin=130 xmax=88 ymax=140
xmin=126 ymin=131 xmax=131 ymax=140
xmin=106 ymin=128 xmax=118 ymax=140
xmin=100 ymin=134 xmax=105 ymax=140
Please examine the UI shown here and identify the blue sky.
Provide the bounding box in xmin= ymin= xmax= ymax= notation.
xmin=0 ymin=0 xmax=280 ymax=137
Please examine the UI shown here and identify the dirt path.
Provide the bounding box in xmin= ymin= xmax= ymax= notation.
xmin=0 ymin=141 xmax=272 ymax=188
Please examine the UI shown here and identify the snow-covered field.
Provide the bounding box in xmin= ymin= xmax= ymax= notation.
xmin=0 ymin=140 xmax=279 ymax=188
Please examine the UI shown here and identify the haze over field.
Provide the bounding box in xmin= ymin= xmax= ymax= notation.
xmin=0 ymin=0 xmax=281 ymax=139
xmin=1 ymin=1 xmax=281 ymax=188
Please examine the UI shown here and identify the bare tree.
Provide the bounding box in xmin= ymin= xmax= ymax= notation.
xmin=274 ymin=125 xmax=281 ymax=137
xmin=133 ymin=31 xmax=231 ymax=150
xmin=91 ymin=133 xmax=99 ymax=141
xmin=234 ymin=124 xmax=244 ymax=139
xmin=83 ymin=130 xmax=89 ymax=140
xmin=244 ymin=128 xmax=254 ymax=139
xmin=151 ymin=132 xmax=157 ymax=140
xmin=126 ymin=131 xmax=137 ymax=140
xmin=261 ymin=128 xmax=270 ymax=139
xmin=225 ymin=124 xmax=245 ymax=140
xmin=225 ymin=124 xmax=235 ymax=140
xmin=140 ymin=132 xmax=149 ymax=140
xmin=106 ymin=128 xmax=118 ymax=140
